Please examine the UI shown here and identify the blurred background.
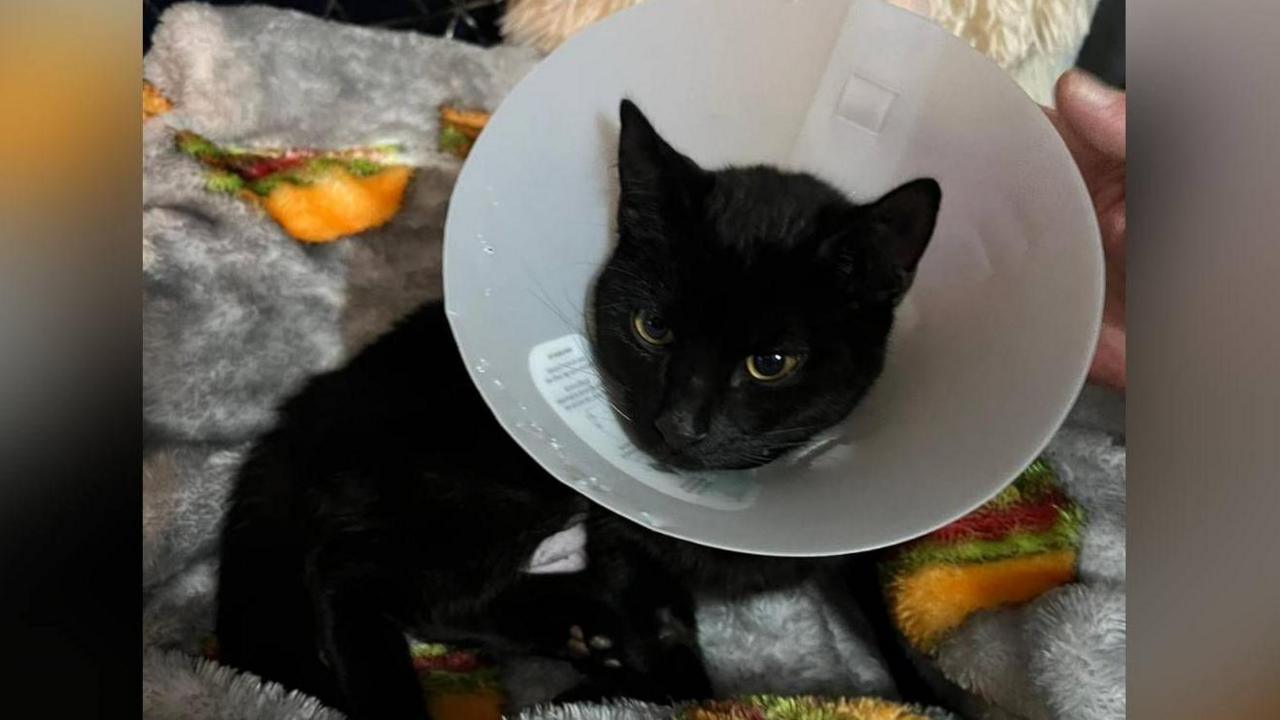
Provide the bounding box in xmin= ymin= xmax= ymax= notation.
xmin=143 ymin=0 xmax=1124 ymax=89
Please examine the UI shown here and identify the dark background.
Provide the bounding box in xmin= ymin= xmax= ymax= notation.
xmin=143 ymin=0 xmax=1124 ymax=89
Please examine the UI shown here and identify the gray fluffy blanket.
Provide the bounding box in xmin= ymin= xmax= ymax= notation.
xmin=142 ymin=4 xmax=1124 ymax=719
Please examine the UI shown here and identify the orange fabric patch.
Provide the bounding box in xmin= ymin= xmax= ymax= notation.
xmin=261 ymin=165 xmax=412 ymax=243
xmin=426 ymin=692 xmax=503 ymax=720
xmin=439 ymin=106 xmax=490 ymax=137
xmin=143 ymin=82 xmax=172 ymax=120
xmin=889 ymin=550 xmax=1077 ymax=652
xmin=438 ymin=105 xmax=491 ymax=159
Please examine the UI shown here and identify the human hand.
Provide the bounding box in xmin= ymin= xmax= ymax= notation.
xmin=1045 ymin=70 xmax=1126 ymax=392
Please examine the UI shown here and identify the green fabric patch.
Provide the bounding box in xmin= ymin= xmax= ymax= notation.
xmin=883 ymin=457 xmax=1084 ymax=576
xmin=420 ymin=669 xmax=502 ymax=694
xmin=680 ymin=694 xmax=937 ymax=720
xmin=887 ymin=511 xmax=1082 ymax=575
xmin=984 ymin=458 xmax=1059 ymax=509
xmin=408 ymin=642 xmax=501 ymax=694
xmin=438 ymin=124 xmax=473 ymax=156
xmin=175 ymin=130 xmax=403 ymax=197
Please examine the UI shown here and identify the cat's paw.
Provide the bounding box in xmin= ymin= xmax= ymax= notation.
xmin=565 ymin=623 xmax=624 ymax=669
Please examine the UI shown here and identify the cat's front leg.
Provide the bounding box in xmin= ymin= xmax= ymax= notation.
xmin=309 ymin=542 xmax=429 ymax=720
xmin=556 ymin=603 xmax=711 ymax=704
xmin=493 ymin=561 xmax=712 ymax=702
xmin=614 ymin=583 xmax=712 ymax=702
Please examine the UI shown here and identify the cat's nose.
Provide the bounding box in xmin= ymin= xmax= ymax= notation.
xmin=654 ymin=409 xmax=709 ymax=450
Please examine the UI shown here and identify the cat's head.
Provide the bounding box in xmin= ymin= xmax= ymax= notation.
xmin=591 ymin=100 xmax=941 ymax=471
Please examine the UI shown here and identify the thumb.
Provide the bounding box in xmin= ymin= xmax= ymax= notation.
xmin=1055 ymin=70 xmax=1126 ymax=161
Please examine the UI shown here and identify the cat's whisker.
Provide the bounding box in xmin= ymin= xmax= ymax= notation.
xmin=526 ymin=284 xmax=578 ymax=334
xmin=606 ymin=401 xmax=632 ymax=422
xmin=518 ymin=259 xmax=590 ymax=335
xmin=592 ymin=371 xmax=636 ymax=424
xmin=756 ymin=425 xmax=827 ymax=438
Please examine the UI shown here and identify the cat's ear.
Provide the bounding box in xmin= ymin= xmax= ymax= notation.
xmin=850 ymin=178 xmax=942 ymax=304
xmin=617 ymin=99 xmax=710 ymax=217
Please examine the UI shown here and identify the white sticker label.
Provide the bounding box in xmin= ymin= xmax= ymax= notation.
xmin=528 ymin=334 xmax=759 ymax=511
xmin=524 ymin=522 xmax=588 ymax=575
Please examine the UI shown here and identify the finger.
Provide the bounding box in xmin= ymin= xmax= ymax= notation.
xmin=886 ymin=0 xmax=931 ymax=16
xmin=1088 ymin=322 xmax=1126 ymax=393
xmin=1043 ymin=104 xmax=1102 ymax=176
xmin=1055 ymin=70 xmax=1126 ymax=161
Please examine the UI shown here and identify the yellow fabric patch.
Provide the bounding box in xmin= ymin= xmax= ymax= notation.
xmin=261 ymin=165 xmax=412 ymax=243
xmin=889 ymin=550 xmax=1077 ymax=652
xmin=820 ymin=697 xmax=933 ymax=720
xmin=686 ymin=696 xmax=932 ymax=720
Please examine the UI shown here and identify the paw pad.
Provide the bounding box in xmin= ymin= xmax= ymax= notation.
xmin=565 ymin=625 xmax=621 ymax=668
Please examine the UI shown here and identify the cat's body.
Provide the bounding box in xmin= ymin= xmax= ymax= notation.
xmin=218 ymin=302 xmax=831 ymax=717
xmin=217 ymin=101 xmax=940 ymax=719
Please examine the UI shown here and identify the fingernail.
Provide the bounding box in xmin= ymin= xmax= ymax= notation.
xmin=1066 ymin=69 xmax=1119 ymax=109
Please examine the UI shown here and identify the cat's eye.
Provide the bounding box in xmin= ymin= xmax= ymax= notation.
xmin=632 ymin=310 xmax=674 ymax=346
xmin=746 ymin=352 xmax=800 ymax=382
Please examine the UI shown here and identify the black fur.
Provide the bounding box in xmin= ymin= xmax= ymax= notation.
xmin=596 ymin=100 xmax=940 ymax=470
xmin=216 ymin=101 xmax=941 ymax=719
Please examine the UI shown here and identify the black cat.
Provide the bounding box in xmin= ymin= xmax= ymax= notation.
xmin=216 ymin=100 xmax=941 ymax=719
